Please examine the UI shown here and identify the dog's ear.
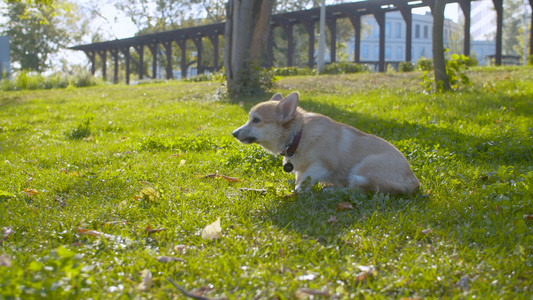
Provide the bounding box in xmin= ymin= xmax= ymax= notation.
xmin=277 ymin=92 xmax=299 ymax=123
xmin=270 ymin=93 xmax=284 ymax=101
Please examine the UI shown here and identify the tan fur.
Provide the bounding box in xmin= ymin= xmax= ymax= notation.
xmin=232 ymin=92 xmax=420 ymax=195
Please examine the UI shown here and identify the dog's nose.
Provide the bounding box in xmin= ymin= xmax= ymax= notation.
xmin=232 ymin=129 xmax=240 ymax=138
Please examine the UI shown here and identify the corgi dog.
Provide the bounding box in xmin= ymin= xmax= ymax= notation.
xmin=232 ymin=92 xmax=420 ymax=195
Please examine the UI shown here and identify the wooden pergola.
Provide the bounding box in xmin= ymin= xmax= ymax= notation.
xmin=70 ymin=0 xmax=532 ymax=84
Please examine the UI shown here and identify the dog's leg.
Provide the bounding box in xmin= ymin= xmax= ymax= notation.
xmin=295 ymin=163 xmax=329 ymax=192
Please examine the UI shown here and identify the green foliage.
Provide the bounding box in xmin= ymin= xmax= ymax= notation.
xmin=1 ymin=70 xmax=101 ymax=91
xmin=184 ymin=71 xmax=225 ymax=82
xmin=323 ymin=62 xmax=369 ymax=74
xmin=398 ymin=61 xmax=416 ymax=72
xmin=0 ymin=0 xmax=88 ymax=72
xmin=1 ymin=69 xmax=532 ymax=298
xmin=66 ymin=115 xmax=93 ymax=140
xmin=271 ymin=66 xmax=316 ymax=77
xmin=528 ymin=54 xmax=533 ymax=66
xmin=228 ymin=62 xmax=277 ymax=97
xmin=417 ymin=56 xmax=434 ymax=71
xmin=418 ymin=51 xmax=476 ymax=93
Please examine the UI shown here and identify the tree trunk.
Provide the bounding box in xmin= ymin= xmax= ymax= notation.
xmin=224 ymin=0 xmax=274 ymax=97
xmin=432 ymin=0 xmax=451 ymax=91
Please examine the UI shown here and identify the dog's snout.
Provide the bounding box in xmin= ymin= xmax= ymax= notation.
xmin=232 ymin=129 xmax=240 ymax=138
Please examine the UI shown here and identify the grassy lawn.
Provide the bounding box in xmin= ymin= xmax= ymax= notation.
xmin=0 ymin=67 xmax=532 ymax=299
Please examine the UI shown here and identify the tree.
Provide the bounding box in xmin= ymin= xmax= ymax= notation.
xmin=0 ymin=0 xmax=87 ymax=72
xmin=224 ymin=0 xmax=274 ymax=97
xmin=502 ymin=0 xmax=524 ymax=55
xmin=432 ymin=0 xmax=451 ymax=91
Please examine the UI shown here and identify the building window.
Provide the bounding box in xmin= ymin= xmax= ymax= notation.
xmin=385 ymin=22 xmax=391 ymax=38
xmin=362 ymin=45 xmax=369 ymax=59
xmin=385 ymin=46 xmax=391 ymax=59
xmin=396 ymin=23 xmax=402 ymax=38
xmin=373 ymin=24 xmax=379 ymax=38
xmin=424 ymin=25 xmax=429 ymax=39
xmin=396 ymin=46 xmax=403 ymax=60
xmin=374 ymin=45 xmax=379 ymax=58
xmin=420 ymin=47 xmax=426 ymax=57
xmin=415 ymin=24 xmax=420 ymax=39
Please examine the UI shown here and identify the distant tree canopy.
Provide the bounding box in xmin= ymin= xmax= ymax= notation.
xmin=0 ymin=0 xmax=88 ymax=72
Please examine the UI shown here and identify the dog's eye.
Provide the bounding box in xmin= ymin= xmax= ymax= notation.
xmin=252 ymin=117 xmax=261 ymax=124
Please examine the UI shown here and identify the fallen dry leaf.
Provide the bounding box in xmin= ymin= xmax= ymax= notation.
xmin=421 ymin=229 xmax=432 ymax=235
xmin=138 ymin=269 xmax=152 ymax=292
xmin=167 ymin=277 xmax=228 ymax=300
xmin=457 ymin=274 xmax=471 ymax=291
xmin=201 ymin=218 xmax=221 ymax=240
xmin=336 ymin=202 xmax=354 ymax=211
xmin=156 ymin=256 xmax=186 ymax=263
xmin=523 ymin=214 xmax=533 ymax=220
xmin=284 ymin=192 xmax=297 ymax=198
xmin=77 ymin=228 xmax=117 ymax=240
xmin=355 ymin=265 xmax=377 ymax=283
xmin=197 ymin=172 xmax=242 ymax=182
xmin=145 ymin=226 xmax=167 ymax=235
xmin=2 ymin=227 xmax=14 ymax=240
xmin=327 ymin=215 xmax=338 ymax=224
xmin=0 ymin=253 xmax=11 ymax=267
xmin=174 ymin=244 xmax=187 ymax=254
xmin=23 ymin=188 xmax=39 ymax=196
xmin=103 ymin=220 xmax=128 ymax=226
xmin=295 ymin=288 xmax=331 ymax=298
xmin=134 ymin=187 xmax=160 ymax=202
xmin=217 ymin=174 xmax=242 ymax=182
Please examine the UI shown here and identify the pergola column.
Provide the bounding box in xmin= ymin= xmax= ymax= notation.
xmin=134 ymin=44 xmax=144 ymax=80
xmin=281 ymin=23 xmax=294 ymax=67
xmin=303 ymin=20 xmax=315 ymax=69
xmin=109 ymin=48 xmax=119 ymax=84
xmin=349 ymin=14 xmax=361 ymax=63
xmin=373 ymin=10 xmax=386 ymax=72
xmin=177 ymin=39 xmax=188 ymax=79
xmin=458 ymin=0 xmax=471 ymax=56
xmin=398 ymin=5 xmax=412 ymax=62
xmin=492 ymin=0 xmax=503 ymax=65
xmin=84 ymin=50 xmax=96 ymax=75
xmin=120 ymin=47 xmax=131 ymax=85
xmin=529 ymin=0 xmax=533 ymax=56
xmin=267 ymin=27 xmax=274 ymax=68
xmin=162 ymin=40 xmax=174 ymax=80
xmin=148 ymin=42 xmax=159 ymax=79
xmin=192 ymin=36 xmax=203 ymax=74
xmin=97 ymin=49 xmax=107 ymax=80
xmin=208 ymin=34 xmax=220 ymax=71
xmin=326 ymin=16 xmax=337 ymax=63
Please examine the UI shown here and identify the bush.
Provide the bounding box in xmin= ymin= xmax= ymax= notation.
xmin=1 ymin=69 xmax=101 ymax=91
xmin=417 ymin=57 xmax=433 ymax=71
xmin=528 ymin=55 xmax=533 ymax=66
xmin=324 ymin=62 xmax=369 ymax=74
xmin=271 ymin=67 xmax=316 ymax=77
xmin=398 ymin=61 xmax=415 ymax=72
xmin=184 ymin=70 xmax=225 ymax=82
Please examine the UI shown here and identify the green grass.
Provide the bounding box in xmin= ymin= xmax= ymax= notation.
xmin=1 ymin=67 xmax=532 ymax=299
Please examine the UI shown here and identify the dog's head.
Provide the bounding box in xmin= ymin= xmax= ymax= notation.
xmin=232 ymin=92 xmax=300 ymax=153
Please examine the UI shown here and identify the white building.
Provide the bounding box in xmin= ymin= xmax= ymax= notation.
xmin=0 ymin=36 xmax=10 ymax=78
xmin=339 ymin=9 xmax=495 ymax=66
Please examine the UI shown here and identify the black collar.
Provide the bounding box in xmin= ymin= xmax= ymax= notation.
xmin=280 ymin=128 xmax=302 ymax=157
